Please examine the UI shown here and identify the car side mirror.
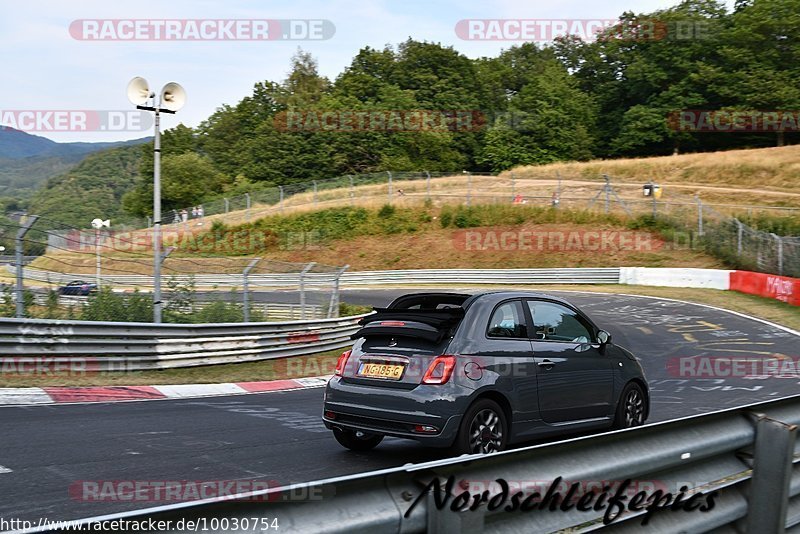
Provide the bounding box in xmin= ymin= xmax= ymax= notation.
xmin=597 ymin=330 xmax=611 ymax=345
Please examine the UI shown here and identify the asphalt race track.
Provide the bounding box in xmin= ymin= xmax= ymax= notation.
xmin=0 ymin=290 xmax=798 ymax=524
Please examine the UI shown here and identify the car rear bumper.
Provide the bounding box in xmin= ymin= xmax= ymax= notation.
xmin=322 ymin=376 xmax=468 ymax=447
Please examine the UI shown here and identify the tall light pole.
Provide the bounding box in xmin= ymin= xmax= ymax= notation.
xmin=127 ymin=77 xmax=186 ymax=323
xmin=90 ymin=218 xmax=110 ymax=287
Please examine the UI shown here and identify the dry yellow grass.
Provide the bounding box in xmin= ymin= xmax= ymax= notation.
xmin=508 ymin=144 xmax=800 ymax=192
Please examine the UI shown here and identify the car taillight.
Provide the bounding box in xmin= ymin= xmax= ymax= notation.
xmin=422 ymin=355 xmax=456 ymax=385
xmin=334 ymin=350 xmax=351 ymax=376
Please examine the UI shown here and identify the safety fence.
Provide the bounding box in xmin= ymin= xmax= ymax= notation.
xmin=11 ymin=266 xmax=800 ymax=307
xmin=10 ymin=266 xmax=622 ymax=288
xmin=47 ymin=393 xmax=800 ymax=533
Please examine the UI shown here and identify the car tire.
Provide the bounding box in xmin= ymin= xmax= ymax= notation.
xmin=613 ymin=382 xmax=646 ymax=429
xmin=332 ymin=427 xmax=383 ymax=451
xmin=451 ymin=399 xmax=508 ymax=455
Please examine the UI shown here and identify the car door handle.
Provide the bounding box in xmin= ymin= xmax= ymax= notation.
xmin=537 ymin=359 xmax=555 ymax=368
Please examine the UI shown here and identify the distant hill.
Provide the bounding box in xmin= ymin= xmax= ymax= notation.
xmin=0 ymin=128 xmax=150 ymax=197
xmin=0 ymin=127 xmax=149 ymax=159
xmin=27 ymin=143 xmax=145 ymax=230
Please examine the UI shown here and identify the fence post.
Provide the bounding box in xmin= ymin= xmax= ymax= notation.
xmin=771 ymin=233 xmax=784 ymax=275
xmin=745 ymin=416 xmax=796 ymax=534
xmin=147 ymin=216 xmax=152 ymax=228
xmin=224 ymin=198 xmax=230 ymax=214
xmin=603 ymin=174 xmax=611 ymax=214
xmin=299 ymin=262 xmax=316 ymax=320
xmin=387 ymin=171 xmax=393 ymax=203
xmin=511 ymin=172 xmax=515 ymax=201
xmin=425 ymin=170 xmax=431 ymax=201
xmin=696 ymin=196 xmax=704 ymax=236
xmin=651 ymin=182 xmax=657 ymax=218
xmin=736 ymin=219 xmax=743 ymax=256
xmin=348 ymin=175 xmax=354 ymax=206
xmin=313 ymin=180 xmax=318 ymax=206
xmin=242 ymin=258 xmax=261 ymax=322
xmin=556 ymin=171 xmax=562 ymax=210
xmin=278 ymin=186 xmax=284 ymax=212
xmin=327 ymin=265 xmax=349 ymax=318
xmin=245 ymin=193 xmax=251 ymax=221
xmin=466 ymin=171 xmax=472 ymax=206
xmin=15 ymin=215 xmax=39 ymax=318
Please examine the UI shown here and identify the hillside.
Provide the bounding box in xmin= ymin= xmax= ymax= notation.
xmin=30 ymin=205 xmax=724 ymax=278
xmin=26 ymin=144 xmax=144 ymax=229
xmin=0 ymin=128 xmax=149 ymax=198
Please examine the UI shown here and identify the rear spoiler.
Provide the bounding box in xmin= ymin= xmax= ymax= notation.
xmin=351 ymin=320 xmax=443 ymax=343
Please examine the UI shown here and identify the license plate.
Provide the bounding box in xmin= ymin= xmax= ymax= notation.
xmin=358 ymin=362 xmax=404 ymax=380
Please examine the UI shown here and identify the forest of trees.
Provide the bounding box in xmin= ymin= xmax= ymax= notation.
xmin=27 ymin=0 xmax=800 ymax=223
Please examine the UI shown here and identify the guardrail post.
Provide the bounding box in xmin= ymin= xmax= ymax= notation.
xmin=15 ymin=215 xmax=39 ymax=318
xmin=313 ymin=180 xmax=318 ymax=206
xmin=327 ymin=264 xmax=349 ymax=318
xmin=387 ymin=171 xmax=393 ymax=203
xmin=224 ymin=197 xmax=230 ymax=214
xmin=278 ymin=186 xmax=284 ymax=212
xmin=242 ymin=258 xmax=262 ymax=322
xmin=425 ymin=170 xmax=431 ymax=200
xmin=299 ymin=262 xmax=316 ymax=320
xmin=745 ymin=416 xmax=797 ymax=534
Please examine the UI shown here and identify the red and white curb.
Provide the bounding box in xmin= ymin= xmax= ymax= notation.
xmin=0 ymin=376 xmax=331 ymax=406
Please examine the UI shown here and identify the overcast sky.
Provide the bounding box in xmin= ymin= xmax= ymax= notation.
xmin=0 ymin=0 xmax=734 ymax=142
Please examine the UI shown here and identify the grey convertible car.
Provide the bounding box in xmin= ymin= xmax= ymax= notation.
xmin=323 ymin=291 xmax=649 ymax=455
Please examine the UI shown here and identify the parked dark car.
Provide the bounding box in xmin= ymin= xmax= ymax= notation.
xmin=323 ymin=291 xmax=649 ymax=455
xmin=58 ymin=280 xmax=98 ymax=296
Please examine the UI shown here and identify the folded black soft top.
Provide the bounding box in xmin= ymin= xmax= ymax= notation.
xmin=358 ymin=307 xmax=465 ymax=330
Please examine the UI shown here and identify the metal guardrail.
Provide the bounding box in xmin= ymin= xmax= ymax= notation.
xmin=55 ymin=394 xmax=800 ymax=534
xmin=28 ymin=293 xmax=326 ymax=320
xmin=0 ymin=314 xmax=366 ymax=370
xmin=11 ymin=266 xmax=622 ymax=287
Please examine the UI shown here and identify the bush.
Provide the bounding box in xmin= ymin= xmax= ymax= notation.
xmin=339 ymin=302 xmax=372 ymax=316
